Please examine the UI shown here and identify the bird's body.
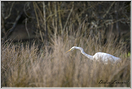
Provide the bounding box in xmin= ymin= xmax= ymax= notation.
xmin=66 ymin=46 xmax=121 ymax=63
xmin=93 ymin=52 xmax=121 ymax=63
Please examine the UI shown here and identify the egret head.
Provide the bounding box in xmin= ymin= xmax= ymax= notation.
xmin=66 ymin=46 xmax=77 ymax=53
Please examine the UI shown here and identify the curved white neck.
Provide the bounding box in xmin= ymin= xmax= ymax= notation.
xmin=75 ymin=47 xmax=93 ymax=60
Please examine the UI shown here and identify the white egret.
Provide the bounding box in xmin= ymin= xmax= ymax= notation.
xmin=66 ymin=46 xmax=121 ymax=63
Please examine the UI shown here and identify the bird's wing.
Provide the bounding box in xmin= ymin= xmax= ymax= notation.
xmin=93 ymin=52 xmax=114 ymax=62
xmin=93 ymin=52 xmax=121 ymax=63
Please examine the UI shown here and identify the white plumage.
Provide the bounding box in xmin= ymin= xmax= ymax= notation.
xmin=66 ymin=46 xmax=121 ymax=63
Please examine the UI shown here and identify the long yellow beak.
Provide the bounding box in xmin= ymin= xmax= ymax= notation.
xmin=66 ymin=49 xmax=71 ymax=53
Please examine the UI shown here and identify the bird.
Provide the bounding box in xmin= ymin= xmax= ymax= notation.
xmin=66 ymin=46 xmax=121 ymax=63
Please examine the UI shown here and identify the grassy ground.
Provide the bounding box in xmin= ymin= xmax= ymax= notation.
xmin=1 ymin=1 xmax=130 ymax=87
xmin=1 ymin=33 xmax=130 ymax=87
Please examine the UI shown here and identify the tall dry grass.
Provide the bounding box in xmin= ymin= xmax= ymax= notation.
xmin=1 ymin=32 xmax=130 ymax=87
xmin=1 ymin=1 xmax=130 ymax=87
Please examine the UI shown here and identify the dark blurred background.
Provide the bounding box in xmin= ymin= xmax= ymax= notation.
xmin=1 ymin=1 xmax=130 ymax=52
